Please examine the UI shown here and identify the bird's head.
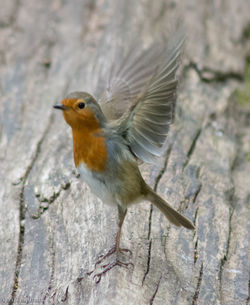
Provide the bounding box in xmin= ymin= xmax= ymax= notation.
xmin=54 ymin=92 xmax=105 ymax=130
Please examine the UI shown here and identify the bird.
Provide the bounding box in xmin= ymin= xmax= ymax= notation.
xmin=53 ymin=34 xmax=195 ymax=281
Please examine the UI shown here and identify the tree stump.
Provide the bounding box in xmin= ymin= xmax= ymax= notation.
xmin=0 ymin=1 xmax=249 ymax=304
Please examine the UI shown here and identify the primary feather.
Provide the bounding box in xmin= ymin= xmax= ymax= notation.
xmin=100 ymin=34 xmax=185 ymax=163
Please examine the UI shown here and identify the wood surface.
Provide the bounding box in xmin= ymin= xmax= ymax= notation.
xmin=0 ymin=0 xmax=250 ymax=304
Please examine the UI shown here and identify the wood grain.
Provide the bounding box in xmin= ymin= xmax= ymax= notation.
xmin=0 ymin=0 xmax=249 ymax=304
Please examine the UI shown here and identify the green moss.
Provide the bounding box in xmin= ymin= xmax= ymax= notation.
xmin=242 ymin=22 xmax=250 ymax=41
xmin=246 ymin=152 xmax=250 ymax=162
xmin=237 ymin=90 xmax=250 ymax=106
xmin=236 ymin=56 xmax=250 ymax=107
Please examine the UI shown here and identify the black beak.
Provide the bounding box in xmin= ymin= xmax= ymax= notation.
xmin=53 ymin=104 xmax=68 ymax=110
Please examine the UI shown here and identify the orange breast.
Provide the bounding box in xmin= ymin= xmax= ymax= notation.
xmin=73 ymin=128 xmax=107 ymax=172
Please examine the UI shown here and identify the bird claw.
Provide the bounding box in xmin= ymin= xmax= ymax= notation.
xmin=95 ymin=246 xmax=116 ymax=267
xmin=95 ymin=247 xmax=132 ymax=268
xmin=93 ymin=259 xmax=134 ymax=284
xmin=120 ymin=248 xmax=132 ymax=256
xmin=87 ymin=247 xmax=133 ymax=282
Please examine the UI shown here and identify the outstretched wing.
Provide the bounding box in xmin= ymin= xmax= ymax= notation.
xmin=99 ymin=35 xmax=180 ymax=120
xmin=115 ymin=35 xmax=184 ymax=163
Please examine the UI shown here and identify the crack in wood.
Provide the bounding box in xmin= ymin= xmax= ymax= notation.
xmin=193 ymin=238 xmax=198 ymax=264
xmin=154 ymin=144 xmax=173 ymax=193
xmin=219 ymin=206 xmax=234 ymax=303
xmin=147 ymin=205 xmax=154 ymax=241
xmin=61 ymin=285 xmax=69 ymax=302
xmin=246 ymin=278 xmax=250 ymax=305
xmin=179 ymin=165 xmax=201 ymax=220
xmin=193 ymin=183 xmax=201 ymax=204
xmin=142 ymin=239 xmax=152 ymax=285
xmin=193 ymin=207 xmax=199 ymax=264
xmin=183 ymin=129 xmax=202 ymax=171
xmin=218 ymin=151 xmax=236 ymax=301
xmin=192 ymin=204 xmax=200 ymax=260
xmin=180 ymin=179 xmax=201 ymax=213
xmin=193 ymin=207 xmax=199 ymax=225
xmin=8 ymin=113 xmax=54 ymax=305
xmin=185 ymin=61 xmax=243 ymax=83
xmin=143 ymin=144 xmax=173 ymax=285
xmin=149 ymin=275 xmax=162 ymax=305
xmin=192 ymin=263 xmax=203 ymax=305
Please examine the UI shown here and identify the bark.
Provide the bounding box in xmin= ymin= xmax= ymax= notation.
xmin=0 ymin=1 xmax=249 ymax=304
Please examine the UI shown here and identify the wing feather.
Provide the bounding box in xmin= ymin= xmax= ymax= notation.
xmin=123 ymin=36 xmax=184 ymax=162
xmin=101 ymin=33 xmax=184 ymax=163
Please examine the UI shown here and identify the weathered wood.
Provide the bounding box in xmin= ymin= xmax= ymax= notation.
xmin=0 ymin=1 xmax=249 ymax=304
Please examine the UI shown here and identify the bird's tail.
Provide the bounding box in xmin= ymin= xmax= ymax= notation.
xmin=146 ymin=188 xmax=195 ymax=230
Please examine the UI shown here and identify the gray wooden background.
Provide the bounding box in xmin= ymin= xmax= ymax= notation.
xmin=0 ymin=0 xmax=250 ymax=304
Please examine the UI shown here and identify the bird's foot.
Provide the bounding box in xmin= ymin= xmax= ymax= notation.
xmin=95 ymin=246 xmax=132 ymax=267
xmin=92 ymin=258 xmax=133 ymax=284
xmin=87 ymin=247 xmax=133 ymax=283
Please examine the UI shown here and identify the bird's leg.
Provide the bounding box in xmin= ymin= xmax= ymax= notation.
xmin=97 ymin=207 xmax=131 ymax=261
xmin=115 ymin=206 xmax=132 ymax=255
xmin=87 ymin=206 xmax=133 ymax=283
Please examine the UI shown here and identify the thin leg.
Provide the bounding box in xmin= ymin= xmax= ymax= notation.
xmin=87 ymin=206 xmax=133 ymax=283
xmin=93 ymin=206 xmax=131 ymax=266
xmin=115 ymin=205 xmax=130 ymax=253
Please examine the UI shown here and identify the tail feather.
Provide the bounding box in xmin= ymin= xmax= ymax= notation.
xmin=147 ymin=189 xmax=195 ymax=230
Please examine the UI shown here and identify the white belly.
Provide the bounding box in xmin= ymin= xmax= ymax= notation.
xmin=77 ymin=163 xmax=115 ymax=205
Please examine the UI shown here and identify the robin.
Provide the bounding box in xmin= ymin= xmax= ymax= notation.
xmin=54 ymin=35 xmax=195 ymax=282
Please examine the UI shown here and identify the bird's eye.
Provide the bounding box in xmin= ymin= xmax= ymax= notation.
xmin=78 ymin=102 xmax=85 ymax=109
